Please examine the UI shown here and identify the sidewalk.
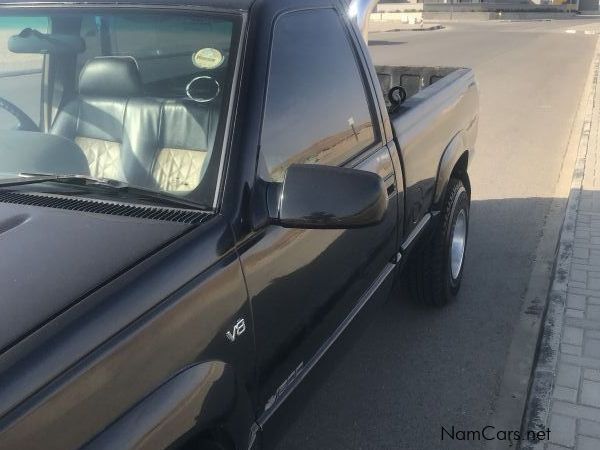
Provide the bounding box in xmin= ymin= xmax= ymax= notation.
xmin=522 ymin=37 xmax=600 ymax=450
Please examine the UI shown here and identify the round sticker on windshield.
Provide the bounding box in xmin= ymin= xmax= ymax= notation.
xmin=192 ymin=48 xmax=224 ymax=70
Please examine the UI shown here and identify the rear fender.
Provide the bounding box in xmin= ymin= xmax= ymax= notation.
xmin=432 ymin=131 xmax=470 ymax=211
xmin=81 ymin=361 xmax=254 ymax=450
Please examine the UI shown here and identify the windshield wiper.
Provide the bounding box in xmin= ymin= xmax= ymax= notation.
xmin=0 ymin=173 xmax=208 ymax=211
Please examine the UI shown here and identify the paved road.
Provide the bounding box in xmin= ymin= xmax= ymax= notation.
xmin=267 ymin=20 xmax=600 ymax=450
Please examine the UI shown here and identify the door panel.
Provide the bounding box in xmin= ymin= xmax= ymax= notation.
xmin=238 ymin=150 xmax=397 ymax=414
xmin=238 ymin=6 xmax=399 ymax=418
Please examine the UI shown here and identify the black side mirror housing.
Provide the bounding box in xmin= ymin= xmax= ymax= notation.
xmin=267 ymin=164 xmax=388 ymax=229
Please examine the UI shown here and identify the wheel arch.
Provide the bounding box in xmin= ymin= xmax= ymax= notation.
xmin=432 ymin=131 xmax=471 ymax=212
xmin=80 ymin=361 xmax=255 ymax=450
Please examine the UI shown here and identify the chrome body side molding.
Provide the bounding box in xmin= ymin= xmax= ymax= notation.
xmin=401 ymin=213 xmax=431 ymax=253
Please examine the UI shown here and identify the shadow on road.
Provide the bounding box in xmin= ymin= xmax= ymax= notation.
xmin=264 ymin=195 xmax=567 ymax=450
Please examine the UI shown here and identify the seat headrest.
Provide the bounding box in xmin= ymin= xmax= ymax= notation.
xmin=79 ymin=57 xmax=143 ymax=98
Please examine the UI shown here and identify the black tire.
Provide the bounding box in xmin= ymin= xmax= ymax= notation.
xmin=408 ymin=177 xmax=470 ymax=306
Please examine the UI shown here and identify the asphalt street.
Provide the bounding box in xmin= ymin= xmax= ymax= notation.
xmin=267 ymin=20 xmax=600 ymax=450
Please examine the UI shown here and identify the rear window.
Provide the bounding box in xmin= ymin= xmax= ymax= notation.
xmin=78 ymin=14 xmax=235 ymax=97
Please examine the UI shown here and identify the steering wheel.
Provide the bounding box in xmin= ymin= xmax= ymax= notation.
xmin=0 ymin=96 xmax=39 ymax=132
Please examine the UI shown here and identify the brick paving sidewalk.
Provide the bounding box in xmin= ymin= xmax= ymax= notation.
xmin=522 ymin=37 xmax=600 ymax=450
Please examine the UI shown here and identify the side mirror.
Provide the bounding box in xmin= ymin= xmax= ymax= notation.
xmin=267 ymin=164 xmax=388 ymax=229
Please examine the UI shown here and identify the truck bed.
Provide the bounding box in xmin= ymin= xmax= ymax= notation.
xmin=375 ymin=65 xmax=461 ymax=110
xmin=375 ymin=64 xmax=479 ymax=237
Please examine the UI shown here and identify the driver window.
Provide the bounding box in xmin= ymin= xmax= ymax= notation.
xmin=259 ymin=9 xmax=376 ymax=182
xmin=0 ymin=16 xmax=48 ymax=130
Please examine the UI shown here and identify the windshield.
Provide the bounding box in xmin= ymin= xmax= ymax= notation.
xmin=0 ymin=9 xmax=241 ymax=208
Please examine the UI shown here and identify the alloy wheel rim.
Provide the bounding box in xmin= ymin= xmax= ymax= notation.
xmin=450 ymin=209 xmax=467 ymax=280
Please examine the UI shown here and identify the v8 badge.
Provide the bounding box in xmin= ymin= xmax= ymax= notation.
xmin=226 ymin=318 xmax=246 ymax=343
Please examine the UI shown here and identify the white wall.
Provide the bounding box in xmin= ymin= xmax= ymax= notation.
xmin=376 ymin=3 xmax=424 ymax=12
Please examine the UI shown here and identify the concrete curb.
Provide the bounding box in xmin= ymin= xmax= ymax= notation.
xmin=520 ymin=37 xmax=600 ymax=449
xmin=369 ymin=23 xmax=444 ymax=33
xmin=388 ymin=25 xmax=444 ymax=32
xmin=423 ymin=12 xmax=577 ymax=22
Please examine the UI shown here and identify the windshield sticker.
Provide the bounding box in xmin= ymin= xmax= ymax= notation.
xmin=192 ymin=48 xmax=224 ymax=70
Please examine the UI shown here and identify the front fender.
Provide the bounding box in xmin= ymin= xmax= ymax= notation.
xmin=82 ymin=361 xmax=254 ymax=450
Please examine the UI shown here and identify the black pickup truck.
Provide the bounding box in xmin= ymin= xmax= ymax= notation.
xmin=0 ymin=0 xmax=478 ymax=448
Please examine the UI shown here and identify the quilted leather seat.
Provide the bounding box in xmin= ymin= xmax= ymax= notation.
xmin=124 ymin=97 xmax=220 ymax=193
xmin=51 ymin=56 xmax=143 ymax=181
xmin=52 ymin=56 xmax=220 ymax=194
